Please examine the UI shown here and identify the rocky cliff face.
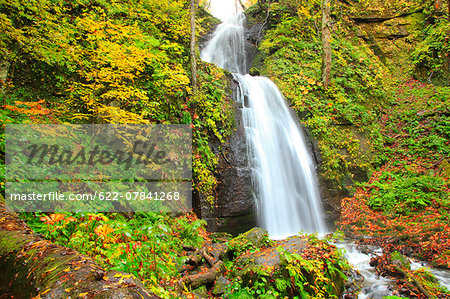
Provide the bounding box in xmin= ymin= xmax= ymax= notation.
xmin=213 ymin=98 xmax=256 ymax=235
xmin=352 ymin=10 xmax=425 ymax=77
xmin=195 ymin=94 xmax=256 ymax=235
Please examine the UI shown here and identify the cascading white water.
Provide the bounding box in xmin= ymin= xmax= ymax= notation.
xmin=201 ymin=14 xmax=247 ymax=74
xmin=235 ymin=74 xmax=326 ymax=238
xmin=201 ymin=13 xmax=326 ymax=239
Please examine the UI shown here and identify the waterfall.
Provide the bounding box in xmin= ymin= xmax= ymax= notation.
xmin=201 ymin=13 xmax=327 ymax=239
xmin=201 ymin=14 xmax=247 ymax=75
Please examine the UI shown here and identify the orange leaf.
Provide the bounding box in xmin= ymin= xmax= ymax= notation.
xmin=40 ymin=213 xmax=65 ymax=225
xmin=94 ymin=224 xmax=114 ymax=237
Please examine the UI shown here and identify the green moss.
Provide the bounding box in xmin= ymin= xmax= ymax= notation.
xmin=391 ymin=251 xmax=410 ymax=270
xmin=0 ymin=231 xmax=30 ymax=253
xmin=193 ymin=63 xmax=235 ymax=204
xmin=197 ymin=6 xmax=221 ymax=35
xmin=225 ymin=235 xmax=349 ymax=298
xmin=412 ymin=268 xmax=450 ymax=295
xmin=228 ymin=227 xmax=270 ymax=256
xmin=258 ymin=1 xmax=391 ymax=189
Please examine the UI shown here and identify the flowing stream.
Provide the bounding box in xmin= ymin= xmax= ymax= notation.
xmin=201 ymin=4 xmax=449 ymax=297
xmin=336 ymin=242 xmax=450 ymax=298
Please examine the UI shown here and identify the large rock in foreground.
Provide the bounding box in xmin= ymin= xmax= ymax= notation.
xmin=180 ymin=228 xmax=349 ymax=298
xmin=232 ymin=235 xmax=348 ymax=298
xmin=0 ymin=195 xmax=158 ymax=298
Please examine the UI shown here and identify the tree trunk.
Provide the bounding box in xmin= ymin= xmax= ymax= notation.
xmin=0 ymin=60 xmax=10 ymax=100
xmin=238 ymin=0 xmax=247 ymax=11
xmin=393 ymin=264 xmax=433 ymax=298
xmin=322 ymin=0 xmax=332 ymax=89
xmin=190 ymin=0 xmax=198 ymax=96
xmin=0 ymin=195 xmax=159 ymax=299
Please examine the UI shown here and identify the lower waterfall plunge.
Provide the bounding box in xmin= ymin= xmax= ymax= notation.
xmin=201 ymin=14 xmax=327 ymax=239
xmin=235 ymin=74 xmax=327 ymax=238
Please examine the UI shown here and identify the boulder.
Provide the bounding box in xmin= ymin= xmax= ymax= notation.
xmin=0 ymin=195 xmax=158 ymax=299
xmin=233 ymin=236 xmax=345 ymax=298
xmin=212 ymin=276 xmax=231 ymax=296
xmin=228 ymin=227 xmax=270 ymax=256
xmin=236 ymin=236 xmax=307 ymax=270
xmin=205 ymin=242 xmax=229 ymax=261
xmin=249 ymin=67 xmax=260 ymax=76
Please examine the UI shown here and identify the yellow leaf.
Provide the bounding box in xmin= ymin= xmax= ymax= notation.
xmin=46 ymin=265 xmax=59 ymax=273
xmin=94 ymin=224 xmax=114 ymax=237
xmin=40 ymin=289 xmax=51 ymax=295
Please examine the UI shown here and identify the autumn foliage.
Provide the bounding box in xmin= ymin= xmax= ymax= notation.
xmin=340 ymin=80 xmax=450 ymax=269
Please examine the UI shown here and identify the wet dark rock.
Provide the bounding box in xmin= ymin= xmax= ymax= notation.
xmin=244 ymin=8 xmax=266 ymax=72
xmin=304 ymin=123 xmax=374 ymax=227
xmin=194 ymin=96 xmax=256 ymax=235
xmin=352 ymin=11 xmax=425 ymax=64
xmin=0 ymin=195 xmax=158 ymax=299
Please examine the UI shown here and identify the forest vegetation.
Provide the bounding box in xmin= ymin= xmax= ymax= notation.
xmin=0 ymin=0 xmax=449 ymax=298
